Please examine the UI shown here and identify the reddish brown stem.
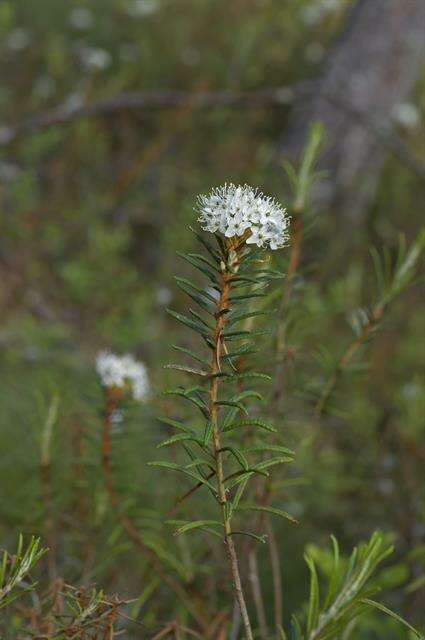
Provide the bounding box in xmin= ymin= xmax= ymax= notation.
xmin=209 ymin=244 xmax=253 ymax=640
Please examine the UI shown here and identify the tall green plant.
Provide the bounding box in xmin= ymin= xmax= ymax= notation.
xmin=151 ymin=184 xmax=297 ymax=637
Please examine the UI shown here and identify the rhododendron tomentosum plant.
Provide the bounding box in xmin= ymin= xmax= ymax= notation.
xmin=151 ymin=184 xmax=295 ymax=639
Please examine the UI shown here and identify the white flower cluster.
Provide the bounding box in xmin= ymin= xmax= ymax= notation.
xmin=196 ymin=184 xmax=290 ymax=250
xmin=96 ymin=351 xmax=150 ymax=401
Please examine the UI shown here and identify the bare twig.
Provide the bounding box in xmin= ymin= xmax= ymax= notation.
xmin=1 ymin=85 xmax=303 ymax=146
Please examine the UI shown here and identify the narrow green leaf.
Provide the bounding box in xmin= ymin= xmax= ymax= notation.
xmin=278 ymin=624 xmax=288 ymax=640
xmin=230 ymin=290 xmax=268 ymax=301
xmin=173 ymin=520 xmax=223 ymax=536
xmin=220 ymin=446 xmax=248 ymax=470
xmin=223 ymin=419 xmax=277 ymax=433
xmin=164 ymin=364 xmax=208 ymax=377
xmin=220 ymin=372 xmax=272 ymax=382
xmin=230 ymin=275 xmax=262 ymax=285
xmin=203 ymin=420 xmax=214 ymax=447
xmin=189 ymin=226 xmax=221 ymax=262
xmin=166 ymin=308 xmax=210 ymax=336
xmin=222 ymin=345 xmax=259 ymax=360
xmin=157 ymin=417 xmax=192 ymax=434
xmin=165 ymin=389 xmax=209 ymax=418
xmin=231 ymin=390 xmax=263 ymax=402
xmin=186 ymin=252 xmax=220 ymax=273
xmin=175 ymin=277 xmax=217 ymax=302
xmin=236 ymin=505 xmax=298 ymax=524
xmin=213 ymin=232 xmax=227 ymax=254
xmin=255 ymin=456 xmax=291 ymax=470
xmin=184 ymin=459 xmax=215 ymax=473
xmin=222 ymin=329 xmax=272 ymax=340
xmin=175 ymin=280 xmax=214 ymax=313
xmin=305 ymin=554 xmax=320 ymax=635
xmin=148 ymin=462 xmax=216 ymax=493
xmin=245 ymin=444 xmax=295 ymax=457
xmin=361 ymin=599 xmax=422 ymax=638
xmin=230 ymin=476 xmax=250 ymax=516
xmin=148 ymin=461 xmax=185 ymax=471
xmin=324 ymin=535 xmax=340 ymax=608
xmin=172 ymin=344 xmax=209 ymax=366
xmin=189 ymin=308 xmax=214 ymax=330
xmin=227 ymin=309 xmax=277 ymax=325
xmin=225 ymin=467 xmax=268 ymax=490
xmin=230 ymin=531 xmax=267 ymax=544
xmin=290 ymin=615 xmax=303 ymax=640
xmin=177 ymin=251 xmax=218 ymax=282
xmin=215 ymin=400 xmax=248 ymax=415
xmin=157 ymin=434 xmax=202 ymax=448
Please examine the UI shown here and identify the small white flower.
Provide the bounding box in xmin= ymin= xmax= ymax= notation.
xmin=96 ymin=351 xmax=150 ymax=401
xmin=69 ymin=7 xmax=94 ymax=29
xmin=196 ymin=184 xmax=290 ymax=250
xmin=126 ymin=0 xmax=160 ymax=17
xmin=82 ymin=47 xmax=112 ymax=70
xmin=392 ymin=102 xmax=420 ymax=129
xmin=6 ymin=28 xmax=31 ymax=51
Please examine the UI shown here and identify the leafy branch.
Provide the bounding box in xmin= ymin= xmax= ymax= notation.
xmin=0 ymin=535 xmax=46 ymax=610
xmin=313 ymin=231 xmax=424 ymax=422
xmin=284 ymin=532 xmax=422 ymax=640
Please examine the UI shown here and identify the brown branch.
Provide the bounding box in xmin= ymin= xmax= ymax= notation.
xmin=102 ymin=601 xmax=119 ymax=640
xmin=101 ymin=392 xmax=208 ymax=631
xmin=1 ymin=84 xmax=304 ymax=146
xmin=2 ymin=82 xmax=424 ymax=183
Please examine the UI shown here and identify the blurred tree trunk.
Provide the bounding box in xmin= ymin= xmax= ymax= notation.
xmin=281 ymin=0 xmax=425 ymax=221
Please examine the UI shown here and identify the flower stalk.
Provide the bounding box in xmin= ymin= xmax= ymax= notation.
xmin=209 ymin=241 xmax=253 ymax=639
